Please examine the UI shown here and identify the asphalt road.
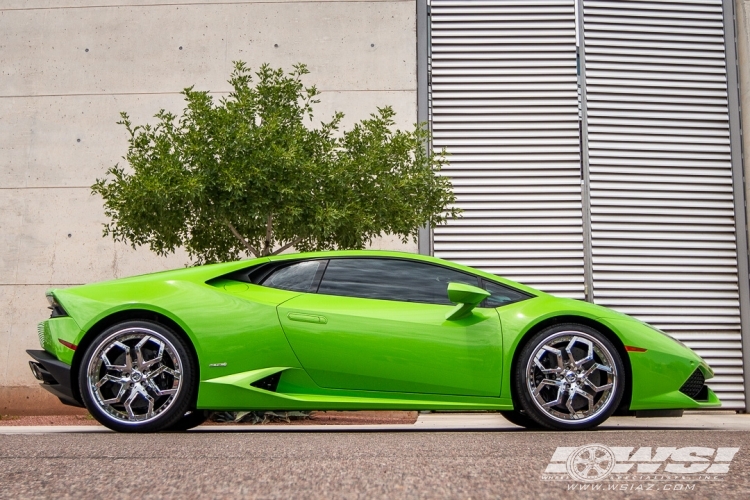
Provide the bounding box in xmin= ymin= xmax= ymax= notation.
xmin=1 ymin=426 xmax=749 ymax=499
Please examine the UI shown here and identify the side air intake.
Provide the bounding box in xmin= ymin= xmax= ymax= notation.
xmin=250 ymin=372 xmax=281 ymax=392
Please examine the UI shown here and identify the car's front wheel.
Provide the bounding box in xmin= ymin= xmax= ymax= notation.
xmin=79 ymin=320 xmax=196 ymax=433
xmin=513 ymin=323 xmax=625 ymax=430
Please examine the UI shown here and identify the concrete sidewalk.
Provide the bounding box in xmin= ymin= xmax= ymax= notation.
xmin=413 ymin=411 xmax=750 ymax=431
xmin=1 ymin=411 xmax=748 ymax=434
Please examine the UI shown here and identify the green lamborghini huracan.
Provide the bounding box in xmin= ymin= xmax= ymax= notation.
xmin=28 ymin=250 xmax=719 ymax=432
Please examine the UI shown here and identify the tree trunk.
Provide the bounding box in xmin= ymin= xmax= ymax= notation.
xmin=262 ymin=213 xmax=273 ymax=256
xmin=226 ymin=221 xmax=260 ymax=257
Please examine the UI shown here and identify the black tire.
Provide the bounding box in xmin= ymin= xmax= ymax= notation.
xmin=513 ymin=323 xmax=625 ymax=431
xmin=78 ymin=320 xmax=197 ymax=433
xmin=499 ymin=410 xmax=543 ymax=429
xmin=167 ymin=410 xmax=210 ymax=431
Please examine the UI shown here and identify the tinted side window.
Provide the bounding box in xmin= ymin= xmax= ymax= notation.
xmin=317 ymin=258 xmax=479 ymax=305
xmin=482 ymin=280 xmax=530 ymax=308
xmin=261 ymin=261 xmax=323 ymax=292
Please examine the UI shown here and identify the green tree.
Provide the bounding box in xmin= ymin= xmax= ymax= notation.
xmin=93 ymin=62 xmax=459 ymax=264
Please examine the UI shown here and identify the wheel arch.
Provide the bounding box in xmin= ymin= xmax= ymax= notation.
xmin=509 ymin=314 xmax=633 ymax=414
xmin=70 ymin=309 xmax=200 ymax=406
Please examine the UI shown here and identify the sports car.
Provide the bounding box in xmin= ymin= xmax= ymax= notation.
xmin=27 ymin=250 xmax=719 ymax=432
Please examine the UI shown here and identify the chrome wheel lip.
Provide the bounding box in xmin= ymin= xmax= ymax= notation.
xmin=525 ymin=330 xmax=617 ymax=424
xmin=86 ymin=327 xmax=183 ymax=425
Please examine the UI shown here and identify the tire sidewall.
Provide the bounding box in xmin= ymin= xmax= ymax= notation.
xmin=514 ymin=323 xmax=625 ymax=430
xmin=499 ymin=410 xmax=543 ymax=429
xmin=79 ymin=320 xmax=196 ymax=433
xmin=167 ymin=410 xmax=210 ymax=432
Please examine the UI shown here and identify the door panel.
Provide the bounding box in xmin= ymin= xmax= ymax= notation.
xmin=278 ymin=293 xmax=503 ymax=397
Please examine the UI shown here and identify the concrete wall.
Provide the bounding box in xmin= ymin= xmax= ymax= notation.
xmin=0 ymin=0 xmax=417 ymax=413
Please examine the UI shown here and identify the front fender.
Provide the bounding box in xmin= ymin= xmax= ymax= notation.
xmin=596 ymin=317 xmax=720 ymax=410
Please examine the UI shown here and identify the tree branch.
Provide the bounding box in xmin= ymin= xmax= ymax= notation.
xmin=271 ymin=236 xmax=304 ymax=256
xmin=263 ymin=213 xmax=273 ymax=256
xmin=226 ymin=221 xmax=260 ymax=257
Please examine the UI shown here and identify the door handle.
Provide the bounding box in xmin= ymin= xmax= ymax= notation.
xmin=287 ymin=312 xmax=327 ymax=324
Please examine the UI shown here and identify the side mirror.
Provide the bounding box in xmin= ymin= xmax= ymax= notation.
xmin=445 ymin=282 xmax=491 ymax=321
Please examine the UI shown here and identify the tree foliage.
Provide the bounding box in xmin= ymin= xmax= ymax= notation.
xmin=93 ymin=62 xmax=459 ymax=264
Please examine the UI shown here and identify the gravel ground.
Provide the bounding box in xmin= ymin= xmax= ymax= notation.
xmin=0 ymin=428 xmax=748 ymax=499
xmin=0 ymin=415 xmax=98 ymax=426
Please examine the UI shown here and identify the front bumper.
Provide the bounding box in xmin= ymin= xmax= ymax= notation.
xmin=27 ymin=349 xmax=84 ymax=408
xmin=598 ymin=317 xmax=721 ymax=410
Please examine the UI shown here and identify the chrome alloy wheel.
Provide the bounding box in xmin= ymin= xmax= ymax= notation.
xmin=86 ymin=328 xmax=183 ymax=424
xmin=525 ymin=331 xmax=617 ymax=423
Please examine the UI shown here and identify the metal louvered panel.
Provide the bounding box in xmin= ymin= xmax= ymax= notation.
xmin=582 ymin=0 xmax=744 ymax=407
xmin=431 ymin=0 xmax=585 ymax=298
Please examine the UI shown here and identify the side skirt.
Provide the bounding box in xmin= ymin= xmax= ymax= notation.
xmin=197 ymin=367 xmax=513 ymax=411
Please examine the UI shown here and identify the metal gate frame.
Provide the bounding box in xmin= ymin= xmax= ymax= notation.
xmin=417 ymin=0 xmax=750 ymax=411
xmin=722 ymin=0 xmax=750 ymax=412
xmin=417 ymin=0 xmax=432 ymax=256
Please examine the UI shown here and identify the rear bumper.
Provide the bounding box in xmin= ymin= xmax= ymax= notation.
xmin=27 ymin=349 xmax=84 ymax=408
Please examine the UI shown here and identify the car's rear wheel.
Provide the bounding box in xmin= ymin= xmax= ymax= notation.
xmin=513 ymin=323 xmax=624 ymax=430
xmin=79 ymin=320 xmax=196 ymax=433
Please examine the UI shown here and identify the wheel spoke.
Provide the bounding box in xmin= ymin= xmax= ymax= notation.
xmin=101 ymin=341 xmax=132 ymax=374
xmin=565 ymin=388 xmax=577 ymax=415
xmin=133 ymin=384 xmax=155 ymax=419
xmin=534 ymin=345 xmax=564 ymax=375
xmin=566 ymin=336 xmax=593 ymax=368
xmin=582 ymin=362 xmax=611 ymax=379
xmin=534 ymin=379 xmax=565 ymax=408
xmin=534 ymin=378 xmax=563 ymax=395
xmin=576 ymin=387 xmax=595 ymax=410
xmin=123 ymin=389 xmax=139 ymax=419
xmin=581 ymin=362 xmax=614 ymax=392
xmin=584 ymin=379 xmax=613 ymax=392
xmin=96 ymin=375 xmax=129 ymax=404
xmin=135 ymin=336 xmax=164 ymax=371
xmin=146 ymin=379 xmax=178 ymax=397
xmin=96 ymin=373 xmax=124 ymax=388
xmin=147 ymin=365 xmax=180 ymax=380
xmin=542 ymin=392 xmax=564 ymax=409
